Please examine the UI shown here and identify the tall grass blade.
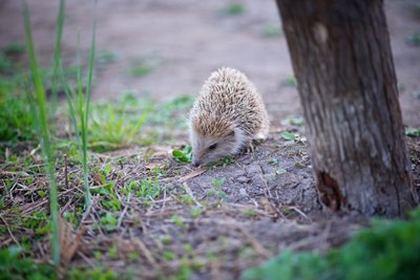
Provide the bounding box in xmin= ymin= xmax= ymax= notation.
xmin=50 ymin=0 xmax=66 ymax=114
xmin=22 ymin=0 xmax=60 ymax=265
xmin=77 ymin=2 xmax=97 ymax=209
xmin=76 ymin=35 xmax=92 ymax=208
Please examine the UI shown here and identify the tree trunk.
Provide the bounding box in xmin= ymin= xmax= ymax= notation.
xmin=275 ymin=0 xmax=416 ymax=216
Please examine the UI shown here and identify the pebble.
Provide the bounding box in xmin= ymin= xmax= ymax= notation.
xmin=237 ymin=176 xmax=250 ymax=184
xmin=239 ymin=188 xmax=248 ymax=197
xmin=246 ymin=164 xmax=261 ymax=175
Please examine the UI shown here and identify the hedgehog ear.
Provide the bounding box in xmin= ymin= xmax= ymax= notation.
xmin=227 ymin=130 xmax=235 ymax=137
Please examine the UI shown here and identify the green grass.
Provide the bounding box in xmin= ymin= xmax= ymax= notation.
xmin=96 ymin=50 xmax=118 ymax=65
xmin=148 ymin=95 xmax=194 ymax=128
xmin=406 ymin=31 xmax=420 ymax=46
xmin=281 ymin=76 xmax=297 ymax=88
xmin=0 ymin=78 xmax=35 ymax=141
xmin=99 ymin=212 xmax=118 ymax=232
xmin=22 ymin=0 xmax=60 ymax=265
xmin=129 ymin=63 xmax=152 ymax=77
xmin=0 ymin=53 xmax=13 ymax=74
xmin=124 ymin=178 xmax=161 ymax=200
xmin=91 ymin=181 xmax=121 ymax=211
xmin=88 ymin=102 xmax=147 ymax=152
xmin=405 ymin=127 xmax=420 ymax=137
xmin=415 ymin=3 xmax=420 ymax=18
xmin=0 ymin=246 xmax=121 ymax=280
xmin=2 ymin=42 xmax=25 ymax=56
xmin=172 ymin=145 xmax=192 ymax=163
xmin=261 ymin=24 xmax=282 ymax=38
xmin=63 ymin=3 xmax=97 ymax=208
xmin=280 ymin=131 xmax=297 ymax=141
xmin=129 ymin=56 xmax=160 ymax=77
xmin=0 ymin=246 xmax=55 ymax=280
xmin=222 ymin=3 xmax=245 ymax=15
xmin=207 ymin=177 xmax=227 ymax=200
xmin=281 ymin=115 xmax=304 ymax=127
xmin=67 ymin=267 xmax=119 ymax=280
xmin=242 ymin=208 xmax=420 ymax=280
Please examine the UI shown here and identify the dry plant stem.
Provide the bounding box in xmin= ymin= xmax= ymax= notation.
xmin=0 ymin=215 xmax=21 ymax=247
xmin=182 ymin=182 xmax=202 ymax=207
xmin=133 ymin=238 xmax=158 ymax=268
xmin=117 ymin=193 xmax=132 ymax=228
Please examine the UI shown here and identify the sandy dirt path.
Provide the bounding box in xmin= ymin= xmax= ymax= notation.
xmin=0 ymin=0 xmax=419 ymax=127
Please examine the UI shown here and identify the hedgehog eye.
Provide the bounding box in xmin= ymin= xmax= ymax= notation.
xmin=208 ymin=143 xmax=217 ymax=150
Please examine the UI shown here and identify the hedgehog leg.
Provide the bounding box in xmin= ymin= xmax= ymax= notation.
xmin=239 ymin=140 xmax=255 ymax=154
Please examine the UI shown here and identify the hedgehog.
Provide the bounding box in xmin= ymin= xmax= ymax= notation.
xmin=189 ymin=67 xmax=270 ymax=167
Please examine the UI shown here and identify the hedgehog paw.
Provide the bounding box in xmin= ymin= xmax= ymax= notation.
xmin=240 ymin=142 xmax=255 ymax=154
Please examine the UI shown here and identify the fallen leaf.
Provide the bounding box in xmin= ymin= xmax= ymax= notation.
xmin=60 ymin=217 xmax=85 ymax=267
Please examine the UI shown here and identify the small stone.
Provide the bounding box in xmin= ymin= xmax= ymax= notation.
xmin=237 ymin=176 xmax=250 ymax=184
xmin=239 ymin=188 xmax=248 ymax=197
xmin=246 ymin=164 xmax=261 ymax=175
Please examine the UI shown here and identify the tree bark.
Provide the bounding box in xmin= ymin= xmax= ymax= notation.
xmin=275 ymin=0 xmax=416 ymax=216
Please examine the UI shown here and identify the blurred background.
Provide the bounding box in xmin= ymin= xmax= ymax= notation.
xmin=1 ymin=0 xmax=419 ymax=127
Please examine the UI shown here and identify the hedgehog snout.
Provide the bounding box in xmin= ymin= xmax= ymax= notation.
xmin=192 ymin=159 xmax=201 ymax=167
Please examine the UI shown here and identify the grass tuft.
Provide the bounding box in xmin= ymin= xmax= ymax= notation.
xmin=222 ymin=3 xmax=245 ymax=15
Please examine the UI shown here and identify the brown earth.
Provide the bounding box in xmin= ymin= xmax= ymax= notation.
xmin=0 ymin=0 xmax=419 ymax=127
xmin=0 ymin=0 xmax=419 ymax=279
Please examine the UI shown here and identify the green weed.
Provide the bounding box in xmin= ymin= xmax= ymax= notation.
xmin=171 ymin=215 xmax=186 ymax=229
xmin=190 ymin=207 xmax=203 ymax=219
xmin=99 ymin=212 xmax=118 ymax=232
xmin=96 ymin=50 xmax=118 ymax=65
xmin=129 ymin=56 xmax=160 ymax=77
xmin=261 ymin=24 xmax=282 ymax=38
xmin=172 ymin=145 xmax=192 ymax=163
xmin=406 ymin=31 xmax=420 ymax=46
xmin=415 ymin=3 xmax=420 ymax=18
xmin=163 ymin=250 xmax=176 ymax=261
xmin=22 ymin=210 xmax=50 ymax=237
xmin=0 ymin=246 xmax=55 ymax=280
xmin=281 ymin=115 xmax=304 ymax=127
xmin=2 ymin=42 xmax=25 ymax=56
xmin=168 ymin=260 xmax=193 ymax=280
xmin=89 ymin=102 xmax=147 ymax=152
xmin=281 ymin=76 xmax=297 ymax=88
xmin=223 ymin=3 xmax=245 ymax=15
xmin=67 ymin=267 xmax=119 ymax=280
xmin=161 ymin=235 xmax=173 ymax=245
xmin=280 ymin=131 xmax=297 ymax=141
xmin=124 ymin=178 xmax=161 ymax=200
xmin=130 ymin=63 xmax=152 ymax=77
xmin=179 ymin=194 xmax=195 ymax=205
xmin=92 ymin=181 xmax=122 ymax=211
xmin=148 ymin=95 xmax=194 ymax=129
xmin=212 ymin=177 xmax=225 ymax=188
xmin=243 ymin=208 xmax=420 ymax=280
xmin=0 ymin=78 xmax=35 ymax=141
xmin=405 ymin=127 xmax=420 ymax=137
xmin=0 ymin=53 xmax=13 ymax=74
xmin=207 ymin=177 xmax=227 ymax=200
xmin=243 ymin=208 xmax=257 ymax=218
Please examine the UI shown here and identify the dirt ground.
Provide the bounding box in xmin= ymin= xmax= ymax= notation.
xmin=0 ymin=0 xmax=419 ymax=127
xmin=0 ymin=0 xmax=420 ymax=279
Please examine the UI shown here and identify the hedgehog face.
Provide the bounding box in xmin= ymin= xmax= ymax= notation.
xmin=190 ymin=127 xmax=245 ymax=167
